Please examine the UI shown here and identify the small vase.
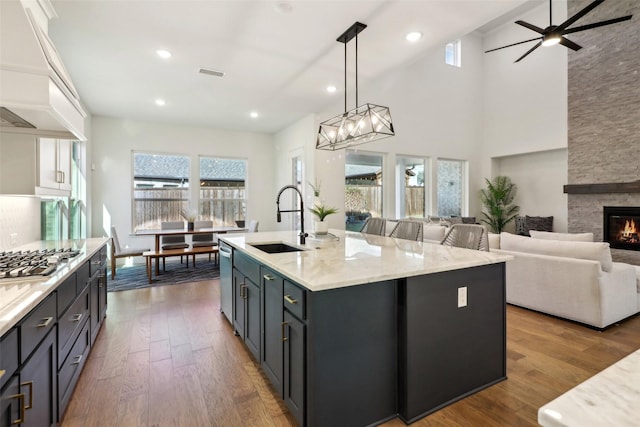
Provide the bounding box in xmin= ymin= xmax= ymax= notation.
xmin=314 ymin=221 xmax=329 ymax=235
xmin=187 ymin=222 xmax=194 ymax=231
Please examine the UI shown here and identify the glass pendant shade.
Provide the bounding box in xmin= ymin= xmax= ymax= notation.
xmin=317 ymin=103 xmax=394 ymax=150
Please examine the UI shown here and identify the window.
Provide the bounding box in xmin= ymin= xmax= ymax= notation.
xmin=445 ymin=40 xmax=461 ymax=67
xmin=133 ymin=152 xmax=190 ymax=230
xmin=437 ymin=159 xmax=466 ymax=217
xmin=397 ymin=157 xmax=426 ymax=219
xmin=199 ymin=157 xmax=246 ymax=226
xmin=345 ymin=151 xmax=383 ymax=231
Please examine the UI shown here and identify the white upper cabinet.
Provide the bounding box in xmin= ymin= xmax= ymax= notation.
xmin=37 ymin=137 xmax=71 ymax=193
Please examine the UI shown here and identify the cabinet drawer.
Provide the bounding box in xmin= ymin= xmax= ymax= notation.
xmin=58 ymin=320 xmax=90 ymax=417
xmin=20 ymin=292 xmax=56 ymax=364
xmin=56 ymin=273 xmax=77 ymax=317
xmin=58 ymin=288 xmax=90 ymax=368
xmin=75 ymin=260 xmax=91 ymax=295
xmin=89 ymin=251 xmax=103 ymax=276
xmin=0 ymin=328 xmax=19 ymax=389
xmin=234 ymin=251 xmax=260 ymax=285
xmin=284 ymin=281 xmax=306 ymax=320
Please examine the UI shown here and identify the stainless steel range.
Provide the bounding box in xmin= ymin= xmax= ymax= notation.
xmin=0 ymin=248 xmax=80 ymax=279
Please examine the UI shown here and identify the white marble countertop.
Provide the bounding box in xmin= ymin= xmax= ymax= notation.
xmin=219 ymin=230 xmax=512 ymax=292
xmin=0 ymin=238 xmax=108 ymax=336
xmin=538 ymin=348 xmax=640 ymax=426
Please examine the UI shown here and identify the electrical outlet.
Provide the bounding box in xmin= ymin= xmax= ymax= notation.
xmin=457 ymin=287 xmax=467 ymax=308
xmin=9 ymin=233 xmax=18 ymax=245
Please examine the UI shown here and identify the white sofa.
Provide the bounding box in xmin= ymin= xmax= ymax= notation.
xmin=491 ymin=232 xmax=640 ymax=328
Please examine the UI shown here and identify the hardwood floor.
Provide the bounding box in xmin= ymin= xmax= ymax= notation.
xmin=60 ymin=280 xmax=640 ymax=427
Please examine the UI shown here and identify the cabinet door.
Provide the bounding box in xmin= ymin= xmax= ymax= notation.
xmin=0 ymin=376 xmax=21 ymax=427
xmin=261 ymin=268 xmax=284 ymax=397
xmin=20 ymin=330 xmax=57 ymax=427
xmin=37 ymin=138 xmax=59 ymax=190
xmin=232 ymin=269 xmax=246 ymax=336
xmin=284 ymin=311 xmax=305 ymax=427
xmin=244 ymin=278 xmax=261 ymax=361
xmin=56 ymin=139 xmax=72 ymax=192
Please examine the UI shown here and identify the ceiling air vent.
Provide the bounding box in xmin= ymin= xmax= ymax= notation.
xmin=199 ymin=68 xmax=225 ymax=78
xmin=0 ymin=107 xmax=36 ymax=128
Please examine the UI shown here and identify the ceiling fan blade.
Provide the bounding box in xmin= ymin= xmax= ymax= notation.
xmin=558 ymin=37 xmax=582 ymax=51
xmin=485 ymin=37 xmax=541 ymax=53
xmin=515 ymin=41 xmax=542 ymax=63
xmin=556 ymin=0 xmax=605 ymax=32
xmin=515 ymin=20 xmax=546 ymax=34
xmin=563 ymin=15 xmax=633 ymax=34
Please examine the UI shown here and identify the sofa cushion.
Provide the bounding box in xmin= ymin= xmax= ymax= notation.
xmin=488 ymin=232 xmax=500 ymax=249
xmin=423 ymin=225 xmax=446 ymax=242
xmin=525 ymin=215 xmax=553 ymax=233
xmin=529 ymin=230 xmax=594 ymax=242
xmin=500 ymin=232 xmax=613 ymax=272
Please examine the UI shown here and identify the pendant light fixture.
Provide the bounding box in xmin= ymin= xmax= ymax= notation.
xmin=316 ymin=22 xmax=395 ymax=151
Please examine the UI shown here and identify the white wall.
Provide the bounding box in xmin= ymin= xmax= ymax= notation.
xmin=482 ymin=1 xmax=568 ymax=231
xmin=310 ymin=31 xmax=487 ymax=221
xmin=272 ymin=114 xmax=319 ymax=232
xmin=90 ymin=116 xmax=274 ymax=251
xmin=495 ymin=148 xmax=568 ymax=232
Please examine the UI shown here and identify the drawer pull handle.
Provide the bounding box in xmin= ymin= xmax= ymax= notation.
xmin=240 ymin=284 xmax=248 ymax=299
xmin=21 ymin=381 xmax=33 ymax=409
xmin=92 ymin=260 xmax=101 ymax=265
xmin=36 ymin=317 xmax=53 ymax=328
xmin=9 ymin=393 xmax=25 ymax=424
xmin=72 ymin=355 xmax=83 ymax=365
xmin=263 ymin=274 xmax=275 ymax=281
xmin=281 ymin=321 xmax=289 ymax=342
xmin=72 ymin=313 xmax=83 ymax=322
xmin=284 ymin=295 xmax=297 ymax=304
xmin=0 ymin=369 xmax=5 ymax=379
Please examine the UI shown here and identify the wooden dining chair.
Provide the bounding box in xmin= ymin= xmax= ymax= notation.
xmin=110 ymin=226 xmax=149 ymax=279
xmin=191 ymin=220 xmax=218 ymax=262
xmin=160 ymin=221 xmax=189 ymax=270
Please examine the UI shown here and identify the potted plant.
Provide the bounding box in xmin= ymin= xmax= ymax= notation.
xmin=308 ymin=203 xmax=339 ymax=235
xmin=480 ymin=176 xmax=520 ymax=234
xmin=181 ymin=208 xmax=198 ymax=230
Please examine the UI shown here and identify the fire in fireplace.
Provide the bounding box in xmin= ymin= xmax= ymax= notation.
xmin=603 ymin=206 xmax=640 ymax=251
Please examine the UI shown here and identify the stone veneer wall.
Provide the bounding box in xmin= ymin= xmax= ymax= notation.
xmin=567 ymin=0 xmax=640 ymax=264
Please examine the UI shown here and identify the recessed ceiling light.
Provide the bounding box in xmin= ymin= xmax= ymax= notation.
xmin=405 ymin=32 xmax=423 ymax=43
xmin=326 ymin=85 xmax=337 ymax=93
xmin=156 ymin=49 xmax=172 ymax=59
xmin=155 ymin=99 xmax=166 ymax=106
xmin=250 ymin=111 xmax=259 ymax=119
xmin=274 ymin=1 xmax=293 ymax=13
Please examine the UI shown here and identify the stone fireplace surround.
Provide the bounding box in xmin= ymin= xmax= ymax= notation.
xmin=566 ymin=0 xmax=640 ymax=265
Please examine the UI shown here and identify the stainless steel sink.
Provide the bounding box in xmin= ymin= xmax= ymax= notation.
xmin=249 ymin=243 xmax=305 ymax=254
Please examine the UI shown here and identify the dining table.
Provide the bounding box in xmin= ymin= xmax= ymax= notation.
xmin=135 ymin=226 xmax=247 ymax=252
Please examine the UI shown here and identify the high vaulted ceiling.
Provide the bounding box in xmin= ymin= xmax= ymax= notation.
xmin=49 ymin=0 xmax=539 ymax=134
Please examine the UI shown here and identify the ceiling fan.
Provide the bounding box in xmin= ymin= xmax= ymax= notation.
xmin=485 ymin=0 xmax=633 ymax=63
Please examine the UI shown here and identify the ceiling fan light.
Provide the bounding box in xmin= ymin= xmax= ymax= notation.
xmin=542 ymin=34 xmax=561 ymax=47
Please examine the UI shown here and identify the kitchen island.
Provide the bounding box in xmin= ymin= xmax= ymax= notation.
xmin=219 ymin=230 xmax=512 ymax=426
xmin=0 ymin=238 xmax=108 ymax=426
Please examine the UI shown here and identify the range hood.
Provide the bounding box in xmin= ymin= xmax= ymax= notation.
xmin=0 ymin=0 xmax=86 ymax=140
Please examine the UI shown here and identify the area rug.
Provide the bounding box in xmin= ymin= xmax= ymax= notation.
xmin=108 ymin=257 xmax=220 ymax=292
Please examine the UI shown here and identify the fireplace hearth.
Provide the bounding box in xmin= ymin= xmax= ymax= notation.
xmin=603 ymin=206 xmax=640 ymax=251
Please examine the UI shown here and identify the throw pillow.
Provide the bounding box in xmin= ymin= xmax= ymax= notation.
xmin=529 ymin=231 xmax=594 ymax=242
xmin=525 ymin=215 xmax=553 ymax=233
xmin=515 ymin=216 xmax=527 ymax=235
xmin=462 ymin=216 xmax=476 ymax=224
xmin=448 ymin=216 xmax=463 ymax=225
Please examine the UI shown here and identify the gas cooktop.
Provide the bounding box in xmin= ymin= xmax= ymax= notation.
xmin=0 ymin=248 xmax=80 ymax=279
